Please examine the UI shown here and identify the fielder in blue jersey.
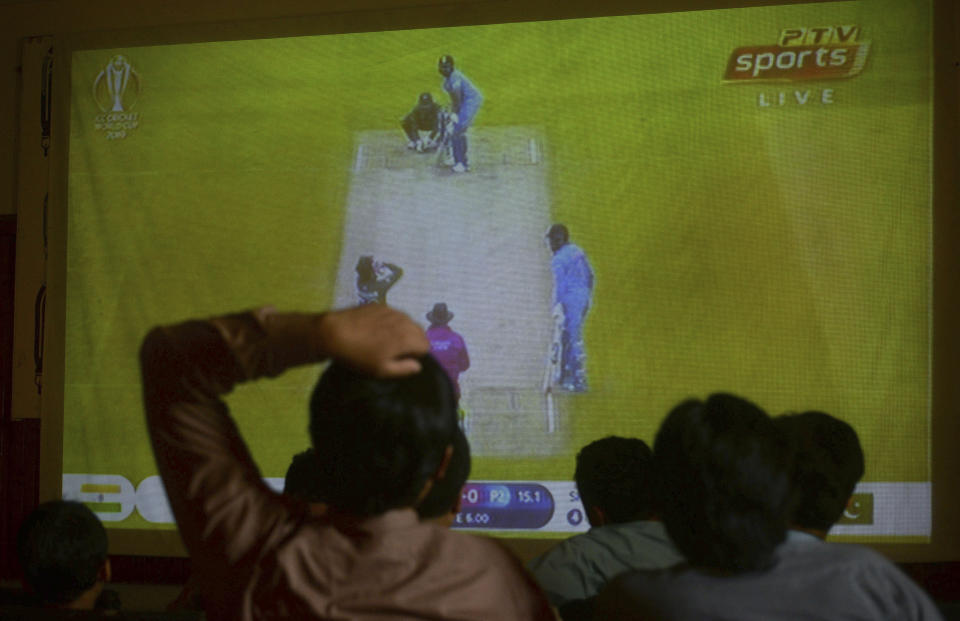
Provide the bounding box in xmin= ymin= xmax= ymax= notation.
xmin=438 ymin=55 xmax=483 ymax=173
xmin=546 ymin=224 xmax=594 ymax=392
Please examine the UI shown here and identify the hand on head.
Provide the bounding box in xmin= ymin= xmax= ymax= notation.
xmin=317 ymin=304 xmax=430 ymax=377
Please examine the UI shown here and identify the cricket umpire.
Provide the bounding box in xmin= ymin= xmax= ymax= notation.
xmin=438 ymin=55 xmax=483 ymax=173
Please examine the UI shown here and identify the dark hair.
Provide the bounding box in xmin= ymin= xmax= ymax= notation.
xmin=355 ymin=256 xmax=374 ymax=279
xmin=309 ymin=354 xmax=458 ymax=516
xmin=775 ymin=411 xmax=865 ymax=532
xmin=654 ymin=393 xmax=794 ymax=572
xmin=283 ymin=448 xmax=326 ymax=504
xmin=16 ymin=501 xmax=108 ymax=604
xmin=418 ymin=428 xmax=471 ymax=519
xmin=575 ymin=436 xmax=655 ymax=525
xmin=546 ymin=224 xmax=569 ymax=245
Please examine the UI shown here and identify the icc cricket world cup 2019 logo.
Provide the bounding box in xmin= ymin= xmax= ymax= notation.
xmin=93 ymin=55 xmax=141 ymax=140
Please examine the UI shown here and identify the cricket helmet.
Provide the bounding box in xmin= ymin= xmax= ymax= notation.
xmin=546 ymin=224 xmax=570 ymax=244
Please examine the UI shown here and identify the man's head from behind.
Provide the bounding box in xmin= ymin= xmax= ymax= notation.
xmin=284 ymin=448 xmax=326 ymax=505
xmin=16 ymin=501 xmax=110 ymax=608
xmin=575 ymin=436 xmax=656 ymax=527
xmin=309 ymin=354 xmax=458 ymax=517
xmin=438 ymin=55 xmax=455 ymax=77
xmin=546 ymin=224 xmax=569 ymax=253
xmin=417 ymin=427 xmax=471 ymax=526
xmin=654 ymin=393 xmax=794 ymax=572
xmin=355 ymin=255 xmax=374 ymax=279
xmin=775 ymin=411 xmax=865 ymax=535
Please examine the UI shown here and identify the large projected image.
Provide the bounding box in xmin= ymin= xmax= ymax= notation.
xmin=63 ymin=0 xmax=931 ymax=541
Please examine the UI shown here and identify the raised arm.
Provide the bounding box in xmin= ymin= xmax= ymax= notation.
xmin=380 ymin=262 xmax=404 ymax=286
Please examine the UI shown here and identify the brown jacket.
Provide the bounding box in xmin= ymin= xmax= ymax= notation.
xmin=140 ymin=310 xmax=554 ymax=620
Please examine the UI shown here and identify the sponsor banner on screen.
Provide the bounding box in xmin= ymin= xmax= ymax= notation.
xmin=91 ymin=54 xmax=142 ymax=140
xmin=62 ymin=475 xmax=929 ymax=537
xmin=725 ymin=26 xmax=870 ymax=83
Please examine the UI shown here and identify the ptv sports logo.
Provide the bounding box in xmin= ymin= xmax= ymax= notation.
xmin=724 ymin=26 xmax=870 ymax=82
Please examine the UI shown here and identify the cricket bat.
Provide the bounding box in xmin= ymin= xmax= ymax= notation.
xmin=543 ymin=303 xmax=565 ymax=433
xmin=434 ymin=108 xmax=455 ymax=167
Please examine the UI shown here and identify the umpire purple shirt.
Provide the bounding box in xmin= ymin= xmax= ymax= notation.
xmin=426 ymin=323 xmax=470 ymax=398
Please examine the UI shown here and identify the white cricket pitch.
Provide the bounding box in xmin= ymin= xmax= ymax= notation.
xmin=334 ymin=126 xmax=570 ymax=456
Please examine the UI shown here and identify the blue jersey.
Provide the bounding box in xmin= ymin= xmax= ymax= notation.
xmin=551 ymin=243 xmax=594 ymax=306
xmin=443 ymin=69 xmax=483 ymax=114
xmin=550 ymin=243 xmax=593 ymax=392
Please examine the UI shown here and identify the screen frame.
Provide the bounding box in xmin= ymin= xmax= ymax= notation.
xmin=34 ymin=0 xmax=959 ymax=561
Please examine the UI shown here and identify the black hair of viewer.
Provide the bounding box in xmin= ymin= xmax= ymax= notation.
xmin=309 ymin=354 xmax=458 ymax=517
xmin=418 ymin=427 xmax=471 ymax=520
xmin=775 ymin=411 xmax=865 ymax=532
xmin=654 ymin=393 xmax=794 ymax=572
xmin=575 ymin=436 xmax=656 ymax=525
xmin=284 ymin=448 xmax=326 ymax=504
xmin=16 ymin=500 xmax=108 ymax=605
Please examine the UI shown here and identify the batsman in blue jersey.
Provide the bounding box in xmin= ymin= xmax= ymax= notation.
xmin=438 ymin=55 xmax=483 ymax=173
xmin=546 ymin=224 xmax=595 ymax=392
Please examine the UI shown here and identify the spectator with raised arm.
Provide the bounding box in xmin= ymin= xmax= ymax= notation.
xmin=141 ymin=303 xmax=553 ymax=621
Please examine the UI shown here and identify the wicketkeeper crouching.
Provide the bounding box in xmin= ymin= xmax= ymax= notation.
xmin=401 ymin=92 xmax=449 ymax=152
